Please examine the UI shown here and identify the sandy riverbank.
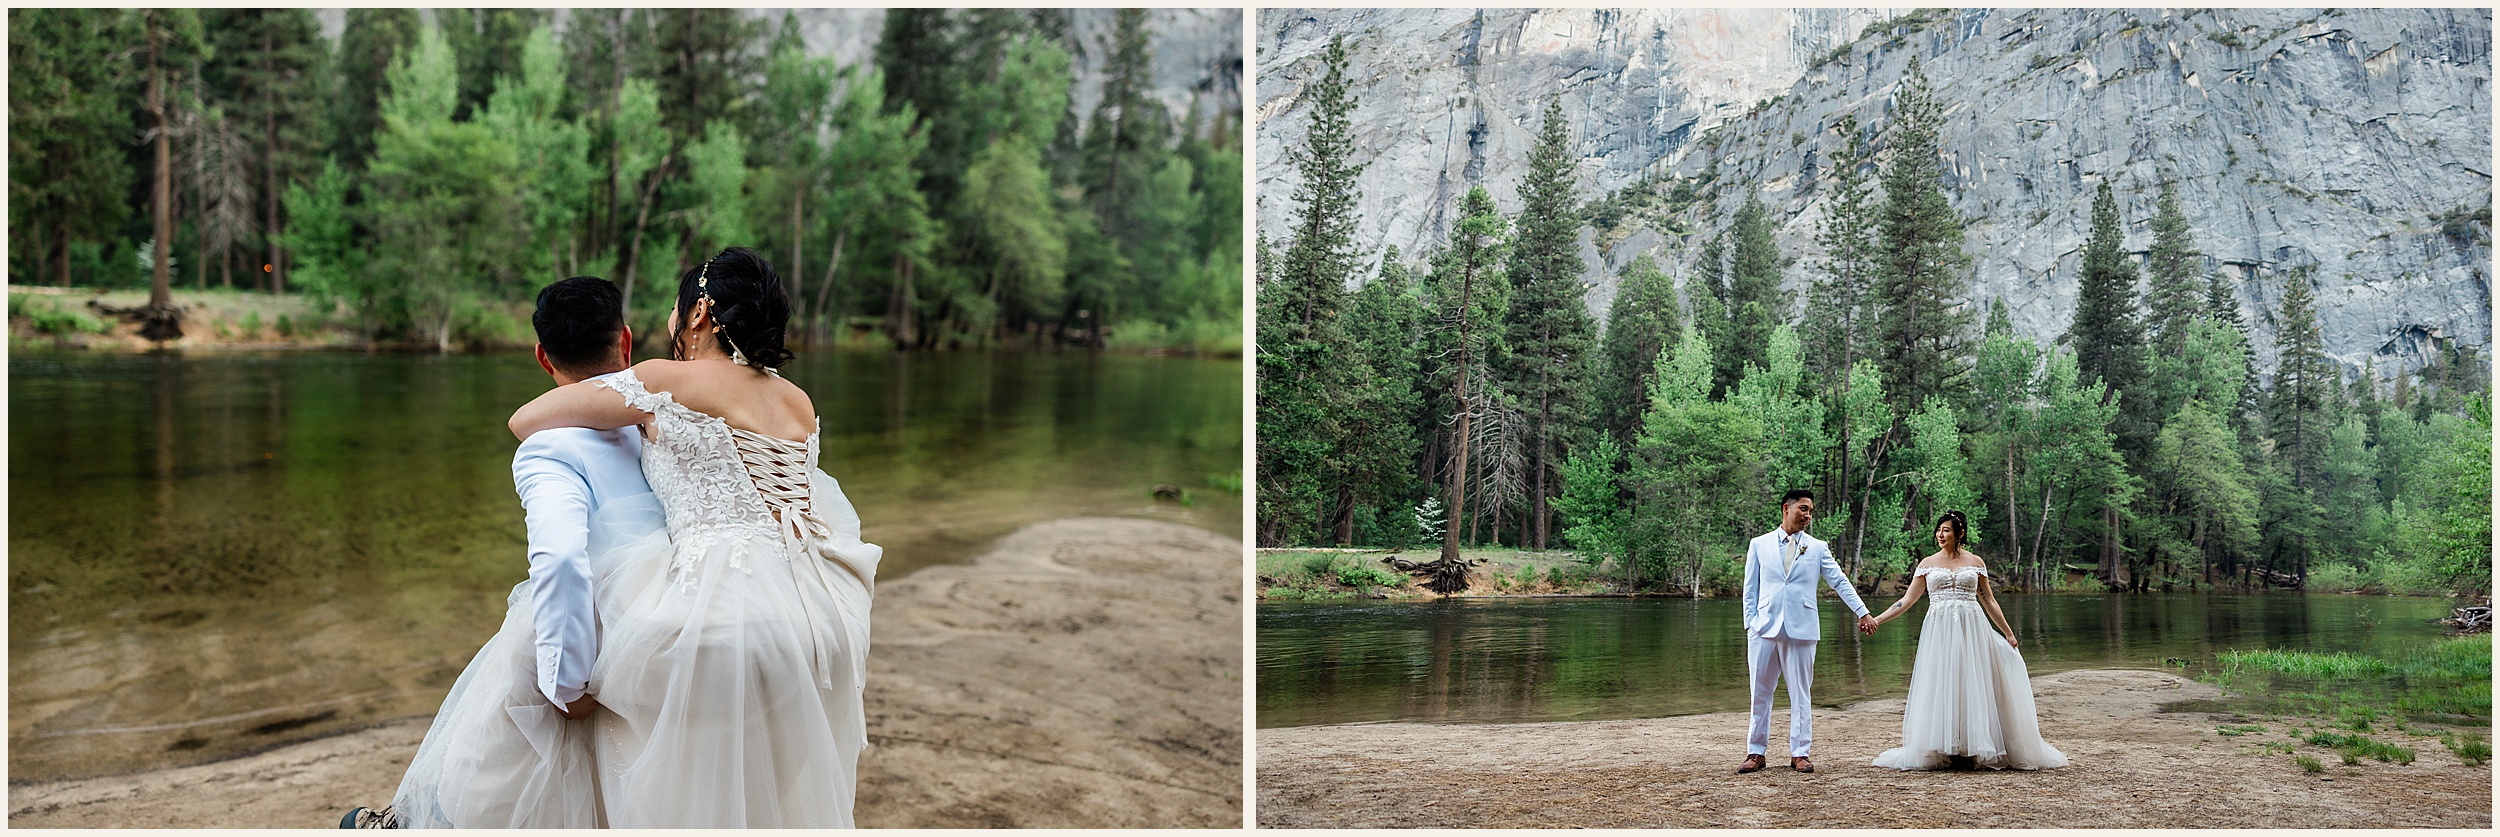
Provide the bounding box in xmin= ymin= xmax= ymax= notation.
xmin=8 ymin=517 xmax=1244 ymax=828
xmin=1256 ymin=669 xmax=2491 ymax=828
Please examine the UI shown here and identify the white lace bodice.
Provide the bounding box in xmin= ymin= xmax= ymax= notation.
xmin=594 ymin=369 xmax=818 ymax=540
xmin=1915 ymin=565 xmax=1988 ymax=604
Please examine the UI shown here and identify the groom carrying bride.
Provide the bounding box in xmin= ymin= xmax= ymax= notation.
xmin=1736 ymin=490 xmax=1875 ymax=775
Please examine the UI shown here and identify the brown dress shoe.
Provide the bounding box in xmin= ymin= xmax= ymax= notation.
xmin=1791 ymin=756 xmax=1815 ymax=773
xmin=1736 ymin=753 xmax=1767 ymax=774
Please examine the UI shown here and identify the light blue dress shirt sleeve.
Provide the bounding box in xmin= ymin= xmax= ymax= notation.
xmin=514 ymin=434 xmax=598 ymax=708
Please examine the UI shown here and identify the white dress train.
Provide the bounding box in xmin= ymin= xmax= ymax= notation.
xmin=393 ymin=369 xmax=880 ymax=827
xmin=1871 ymin=566 xmax=2067 ymax=771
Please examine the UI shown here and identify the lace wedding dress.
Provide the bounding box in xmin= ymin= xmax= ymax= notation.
xmin=1871 ymin=566 xmax=2067 ymax=771
xmin=393 ymin=369 xmax=881 ymax=827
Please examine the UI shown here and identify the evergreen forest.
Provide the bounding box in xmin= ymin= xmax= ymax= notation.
xmin=1258 ymin=39 xmax=2491 ymax=597
xmin=9 ymin=8 xmax=1242 ymax=352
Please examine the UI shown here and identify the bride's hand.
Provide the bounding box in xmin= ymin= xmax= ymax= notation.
xmin=2005 ymin=635 xmax=2020 ymax=650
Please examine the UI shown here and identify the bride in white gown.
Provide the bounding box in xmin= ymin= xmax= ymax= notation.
xmin=394 ymin=248 xmax=879 ymax=827
xmin=1866 ymin=510 xmax=2066 ymax=771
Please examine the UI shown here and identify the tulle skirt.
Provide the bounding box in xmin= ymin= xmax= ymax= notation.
xmin=394 ymin=480 xmax=878 ymax=827
xmin=1871 ymin=599 xmax=2068 ymax=771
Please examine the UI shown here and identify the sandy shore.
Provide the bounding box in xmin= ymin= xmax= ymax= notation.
xmin=8 ymin=517 xmax=1244 ymax=828
xmin=1256 ymin=669 xmax=2492 ymax=828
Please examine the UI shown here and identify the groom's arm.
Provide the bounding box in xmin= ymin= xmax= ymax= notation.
xmin=1817 ymin=543 xmax=1872 ymax=619
xmin=514 ymin=434 xmax=598 ymax=710
xmin=1739 ymin=539 xmax=1760 ymax=634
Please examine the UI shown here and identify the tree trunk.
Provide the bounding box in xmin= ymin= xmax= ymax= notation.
xmin=2005 ymin=441 xmax=2020 ymax=585
xmin=788 ymin=188 xmax=804 ymax=337
xmin=143 ymin=13 xmax=182 ymax=342
xmin=1333 ymin=483 xmax=1355 ymax=547
xmin=265 ymin=26 xmax=284 ymax=295
xmin=814 ymin=226 xmax=847 ymax=339
xmin=56 ymin=224 xmax=72 ymax=287
xmin=618 ymin=153 xmax=674 ymax=321
xmin=1532 ymin=385 xmax=1551 ymax=550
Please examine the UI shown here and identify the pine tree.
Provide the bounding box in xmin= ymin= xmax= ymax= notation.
xmin=1256 ymin=33 xmax=1365 ymax=547
xmin=1808 ymin=118 xmax=1883 ymax=558
xmin=1723 ymin=191 xmax=1785 ymax=390
xmin=1694 ymin=226 xmax=1734 ymax=396
xmin=2143 ymin=181 xmax=2204 ymax=357
xmin=1501 ymin=100 xmax=1595 ymax=549
xmin=2264 ymin=273 xmax=2336 ymax=579
xmin=329 ymin=9 xmax=422 ymax=170
xmin=2067 ymin=180 xmax=2147 ymax=410
xmin=1081 ymin=9 xmax=1171 ymax=251
xmin=438 ymin=9 xmax=547 ymax=122
xmin=2204 ymin=272 xmax=2262 ymax=435
xmin=1595 ymin=254 xmax=1681 ymax=450
xmin=9 ymin=9 xmax=138 ymax=287
xmin=1873 ymin=56 xmax=1974 ymax=417
xmin=1335 ymin=254 xmax=1427 ymax=545
xmin=1423 ymin=186 xmax=1511 ymax=565
xmin=2268 ymin=275 xmax=2336 ymax=490
xmin=2065 ymin=181 xmax=2152 ymax=581
xmin=200 ymin=9 xmax=324 ymax=294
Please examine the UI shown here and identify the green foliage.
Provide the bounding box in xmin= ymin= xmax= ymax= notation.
xmin=1730 ymin=325 xmax=1828 ymax=496
xmin=1595 ymin=255 xmax=1682 ymax=450
xmin=1631 ymin=325 xmax=1764 ymax=593
xmin=1720 ymin=191 xmax=1786 ymax=386
xmin=2295 ymin=754 xmax=2324 ymax=773
xmin=1902 ymin=395 xmax=1981 ymax=542
xmin=1554 ymin=437 xmax=1628 ymax=569
xmin=1331 ymin=556 xmax=1403 ymax=589
xmin=11 ymin=296 xmax=111 ymax=336
xmin=363 ymin=23 xmax=526 ymax=351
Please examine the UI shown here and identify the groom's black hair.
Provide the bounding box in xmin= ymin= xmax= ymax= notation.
xmin=1780 ymin=489 xmax=1815 ymax=507
xmin=534 ymin=276 xmax=627 ymax=376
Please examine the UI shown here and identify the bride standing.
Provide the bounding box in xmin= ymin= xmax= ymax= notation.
xmin=1866 ymin=510 xmax=2066 ymax=771
xmin=509 ymin=247 xmax=879 ymax=825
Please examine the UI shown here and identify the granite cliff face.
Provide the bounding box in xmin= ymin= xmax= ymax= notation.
xmin=1257 ymin=8 xmax=1886 ymax=259
xmin=1257 ymin=7 xmax=2492 ymax=378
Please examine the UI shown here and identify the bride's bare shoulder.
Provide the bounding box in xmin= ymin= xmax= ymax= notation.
xmin=627 ymin=358 xmax=692 ymax=386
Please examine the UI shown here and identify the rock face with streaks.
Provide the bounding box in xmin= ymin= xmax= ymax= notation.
xmin=1258 ymin=7 xmax=2492 ymax=377
xmin=1258 ymin=8 xmax=1885 ymax=260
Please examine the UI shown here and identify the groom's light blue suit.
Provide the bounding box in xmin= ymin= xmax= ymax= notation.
xmin=1740 ymin=526 xmax=1870 ymax=757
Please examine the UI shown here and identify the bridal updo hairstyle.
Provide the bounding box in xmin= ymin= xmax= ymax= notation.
xmin=672 ymin=247 xmax=794 ymax=369
xmin=1936 ymin=510 xmax=1972 ymax=549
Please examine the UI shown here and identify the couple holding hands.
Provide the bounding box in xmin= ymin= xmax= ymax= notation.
xmin=1738 ymin=490 xmax=2067 ymax=774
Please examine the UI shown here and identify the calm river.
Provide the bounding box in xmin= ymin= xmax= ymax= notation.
xmin=10 ymin=349 xmax=1240 ymax=781
xmin=1257 ymin=593 xmax=2460 ymax=728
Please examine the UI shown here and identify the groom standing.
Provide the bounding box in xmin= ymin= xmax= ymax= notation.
xmin=1736 ymin=489 xmax=1875 ymax=774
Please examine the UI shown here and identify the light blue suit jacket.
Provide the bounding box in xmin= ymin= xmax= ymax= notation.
xmin=1740 ymin=528 xmax=1871 ymax=642
xmin=512 ymin=414 xmax=655 ymax=706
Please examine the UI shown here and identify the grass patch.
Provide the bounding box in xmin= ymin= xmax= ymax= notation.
xmin=2305 ymin=730 xmax=2417 ymax=765
xmin=2440 ymin=732 xmax=2489 ymax=766
xmin=2215 ymin=724 xmax=2267 ymax=737
xmin=2220 ymin=648 xmax=2393 ymax=679
xmin=2296 ymin=754 xmax=2324 ymax=773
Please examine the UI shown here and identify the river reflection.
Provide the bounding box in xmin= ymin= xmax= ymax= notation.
xmin=1256 ymin=593 xmax=2458 ymax=728
xmin=10 ymin=349 xmax=1240 ymax=781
